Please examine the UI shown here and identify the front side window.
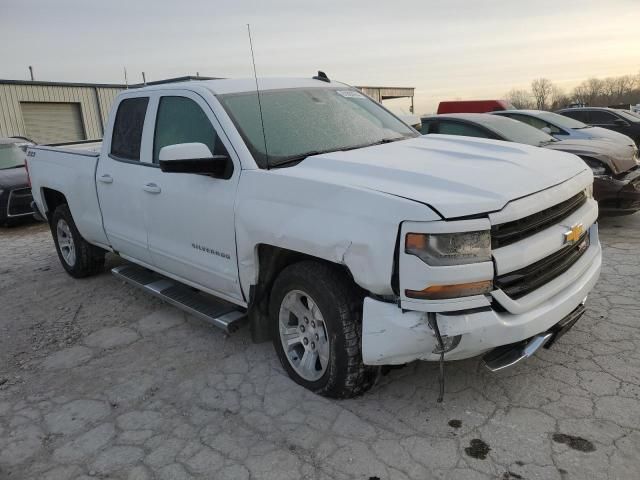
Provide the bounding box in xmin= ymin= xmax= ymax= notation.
xmin=438 ymin=121 xmax=490 ymax=138
xmin=153 ymin=96 xmax=228 ymax=162
xmin=537 ymin=111 xmax=587 ymax=130
xmin=111 ymin=97 xmax=149 ymax=161
xmin=217 ymin=88 xmax=417 ymax=168
xmin=589 ymin=110 xmax=618 ymax=125
xmin=479 ymin=115 xmax=557 ymax=146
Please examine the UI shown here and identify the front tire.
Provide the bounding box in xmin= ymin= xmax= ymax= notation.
xmin=270 ymin=261 xmax=377 ymax=398
xmin=51 ymin=205 xmax=105 ymax=278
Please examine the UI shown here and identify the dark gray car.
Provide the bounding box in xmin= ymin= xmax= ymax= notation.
xmin=420 ymin=113 xmax=640 ymax=215
xmin=0 ymin=138 xmax=35 ymax=225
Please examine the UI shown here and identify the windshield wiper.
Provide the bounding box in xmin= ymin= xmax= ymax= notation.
xmin=270 ymin=136 xmax=410 ymax=168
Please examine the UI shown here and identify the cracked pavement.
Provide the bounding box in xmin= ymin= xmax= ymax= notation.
xmin=1 ymin=215 xmax=639 ymax=480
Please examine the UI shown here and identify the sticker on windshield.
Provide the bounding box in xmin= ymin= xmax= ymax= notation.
xmin=336 ymin=90 xmax=366 ymax=99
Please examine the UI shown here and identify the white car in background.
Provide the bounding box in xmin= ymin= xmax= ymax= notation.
xmin=493 ymin=110 xmax=637 ymax=147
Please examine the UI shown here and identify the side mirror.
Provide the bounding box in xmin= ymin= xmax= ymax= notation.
xmin=541 ymin=127 xmax=552 ymax=134
xmin=158 ymin=143 xmax=232 ymax=179
xmin=613 ymin=118 xmax=628 ymax=126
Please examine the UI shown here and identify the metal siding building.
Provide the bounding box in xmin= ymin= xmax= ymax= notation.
xmin=0 ymin=80 xmax=126 ymax=144
xmin=356 ymin=86 xmax=415 ymax=112
xmin=0 ymin=78 xmax=415 ymax=144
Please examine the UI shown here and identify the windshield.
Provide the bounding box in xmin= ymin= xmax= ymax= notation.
xmin=481 ymin=115 xmax=557 ymax=146
xmin=536 ymin=111 xmax=588 ymax=129
xmin=218 ymin=87 xmax=418 ymax=168
xmin=0 ymin=143 xmax=26 ymax=170
xmin=617 ymin=110 xmax=640 ymax=123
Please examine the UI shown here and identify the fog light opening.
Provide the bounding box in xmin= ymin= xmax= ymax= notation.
xmin=432 ymin=334 xmax=462 ymax=354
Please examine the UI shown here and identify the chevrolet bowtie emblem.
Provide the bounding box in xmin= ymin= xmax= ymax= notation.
xmin=564 ymin=223 xmax=584 ymax=244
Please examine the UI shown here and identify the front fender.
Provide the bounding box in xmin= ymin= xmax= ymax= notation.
xmin=234 ymin=170 xmax=438 ymax=297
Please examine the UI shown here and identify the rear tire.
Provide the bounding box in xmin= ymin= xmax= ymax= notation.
xmin=51 ymin=204 xmax=105 ymax=278
xmin=270 ymin=261 xmax=377 ymax=398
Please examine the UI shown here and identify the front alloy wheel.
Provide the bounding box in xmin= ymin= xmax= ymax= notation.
xmin=270 ymin=261 xmax=378 ymax=398
xmin=278 ymin=290 xmax=330 ymax=382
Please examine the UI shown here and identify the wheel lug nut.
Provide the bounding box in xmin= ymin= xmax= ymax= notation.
xmin=303 ymin=337 xmax=309 ymax=345
xmin=311 ymin=320 xmax=316 ymax=328
xmin=315 ymin=333 xmax=319 ymax=340
xmin=300 ymin=325 xmax=305 ymax=333
xmin=304 ymin=317 xmax=309 ymax=324
xmin=311 ymin=342 xmax=315 ymax=349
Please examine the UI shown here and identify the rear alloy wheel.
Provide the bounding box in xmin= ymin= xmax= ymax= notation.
xmin=56 ymin=218 xmax=76 ymax=267
xmin=270 ymin=261 xmax=377 ymax=398
xmin=51 ymin=204 xmax=105 ymax=278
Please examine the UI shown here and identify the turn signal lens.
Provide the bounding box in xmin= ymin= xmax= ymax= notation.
xmin=405 ymin=280 xmax=493 ymax=300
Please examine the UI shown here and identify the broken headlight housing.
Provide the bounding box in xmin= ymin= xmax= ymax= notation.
xmin=405 ymin=231 xmax=491 ymax=266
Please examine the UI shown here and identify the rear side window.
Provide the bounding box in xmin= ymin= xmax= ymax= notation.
xmin=111 ymin=97 xmax=149 ymax=161
xmin=439 ymin=121 xmax=490 ymax=138
xmin=588 ymin=110 xmax=617 ymax=125
xmin=153 ymin=96 xmax=228 ymax=162
xmin=560 ymin=110 xmax=588 ymax=123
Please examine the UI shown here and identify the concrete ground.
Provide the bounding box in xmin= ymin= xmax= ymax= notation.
xmin=0 ymin=215 xmax=639 ymax=480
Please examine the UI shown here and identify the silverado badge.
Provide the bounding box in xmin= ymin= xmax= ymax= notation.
xmin=564 ymin=223 xmax=584 ymax=244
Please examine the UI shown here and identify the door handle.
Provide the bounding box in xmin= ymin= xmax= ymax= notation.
xmin=98 ymin=174 xmax=113 ymax=184
xmin=143 ymin=182 xmax=161 ymax=194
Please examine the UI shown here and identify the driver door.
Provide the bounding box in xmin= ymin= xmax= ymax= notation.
xmin=141 ymin=91 xmax=243 ymax=302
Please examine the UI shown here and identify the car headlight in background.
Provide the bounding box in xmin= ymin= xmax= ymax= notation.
xmin=405 ymin=231 xmax=491 ymax=266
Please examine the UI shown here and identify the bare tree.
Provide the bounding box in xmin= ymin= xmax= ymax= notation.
xmin=531 ymin=78 xmax=554 ymax=110
xmin=504 ymin=88 xmax=534 ymax=109
xmin=550 ymin=85 xmax=569 ymax=110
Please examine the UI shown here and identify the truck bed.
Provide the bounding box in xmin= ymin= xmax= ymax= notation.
xmin=27 ymin=141 xmax=109 ymax=248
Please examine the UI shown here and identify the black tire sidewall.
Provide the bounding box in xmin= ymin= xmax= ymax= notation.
xmin=270 ymin=263 xmax=354 ymax=394
xmin=51 ymin=206 xmax=85 ymax=277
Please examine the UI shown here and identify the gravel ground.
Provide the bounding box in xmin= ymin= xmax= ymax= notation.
xmin=0 ymin=216 xmax=639 ymax=480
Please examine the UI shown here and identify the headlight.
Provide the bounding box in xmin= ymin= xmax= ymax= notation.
xmin=589 ymin=165 xmax=607 ymax=176
xmin=405 ymin=231 xmax=491 ymax=266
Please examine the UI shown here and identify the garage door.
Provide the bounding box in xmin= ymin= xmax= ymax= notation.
xmin=20 ymin=102 xmax=86 ymax=144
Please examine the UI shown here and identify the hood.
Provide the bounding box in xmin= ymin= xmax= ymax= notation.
xmin=0 ymin=166 xmax=28 ymax=189
xmin=278 ymin=135 xmax=588 ymax=219
xmin=543 ymin=138 xmax=638 ymax=175
xmin=583 ymin=126 xmax=636 ymax=147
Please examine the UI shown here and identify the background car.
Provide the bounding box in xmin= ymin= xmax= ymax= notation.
xmin=420 ymin=113 xmax=640 ymax=216
xmin=436 ymin=99 xmax=514 ymax=114
xmin=492 ymin=109 xmax=637 ymax=147
xmin=556 ymin=107 xmax=640 ymax=147
xmin=0 ymin=137 xmax=35 ymax=226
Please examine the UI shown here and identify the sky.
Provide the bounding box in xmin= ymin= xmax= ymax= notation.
xmin=1 ymin=0 xmax=639 ymax=114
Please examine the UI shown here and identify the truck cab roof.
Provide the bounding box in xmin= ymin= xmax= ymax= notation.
xmin=132 ymin=77 xmax=352 ymax=96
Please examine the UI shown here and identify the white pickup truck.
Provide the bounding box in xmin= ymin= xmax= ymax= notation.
xmin=27 ymin=77 xmax=602 ymax=398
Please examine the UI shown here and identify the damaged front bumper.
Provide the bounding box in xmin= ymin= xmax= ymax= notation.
xmin=361 ymin=226 xmax=602 ymax=366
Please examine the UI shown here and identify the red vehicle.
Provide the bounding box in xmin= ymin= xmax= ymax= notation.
xmin=437 ymin=100 xmax=514 ymax=114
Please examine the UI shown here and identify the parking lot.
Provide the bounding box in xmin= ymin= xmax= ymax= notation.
xmin=0 ymin=214 xmax=638 ymax=480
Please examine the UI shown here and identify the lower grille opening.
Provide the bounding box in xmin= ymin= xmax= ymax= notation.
xmin=495 ymin=233 xmax=590 ymax=299
xmin=7 ymin=188 xmax=34 ymax=216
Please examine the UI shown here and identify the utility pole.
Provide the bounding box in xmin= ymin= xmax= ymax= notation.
xmin=124 ymin=67 xmax=128 ymax=89
xmin=28 ymin=66 xmax=34 ymax=81
xmin=142 ymin=72 xmax=146 ymax=85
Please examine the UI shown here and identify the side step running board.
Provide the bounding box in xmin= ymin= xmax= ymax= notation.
xmin=112 ymin=264 xmax=246 ymax=333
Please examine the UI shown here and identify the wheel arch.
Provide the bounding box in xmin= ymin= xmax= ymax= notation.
xmin=247 ymin=243 xmax=359 ymax=343
xmin=41 ymin=187 xmax=68 ymax=222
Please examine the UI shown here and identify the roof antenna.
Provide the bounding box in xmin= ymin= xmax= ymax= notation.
xmin=247 ymin=24 xmax=269 ymax=169
xmin=313 ymin=71 xmax=330 ymax=83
